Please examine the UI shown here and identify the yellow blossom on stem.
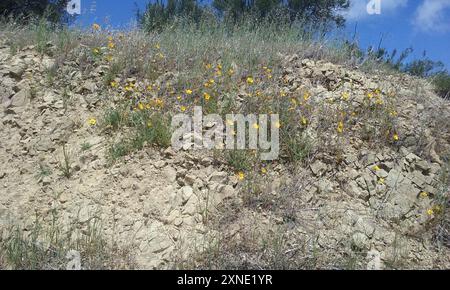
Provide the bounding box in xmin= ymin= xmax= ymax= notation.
xmin=88 ymin=118 xmax=97 ymax=126
xmin=420 ymin=191 xmax=429 ymax=198
xmin=393 ymin=133 xmax=399 ymax=141
xmin=303 ymin=92 xmax=311 ymax=101
xmin=238 ymin=172 xmax=245 ymax=181
xmin=337 ymin=121 xmax=344 ymax=133
xmin=110 ymin=81 xmax=118 ymax=88
xmin=341 ymin=92 xmax=350 ymax=101
xmin=203 ymin=92 xmax=211 ymax=101
xmin=261 ymin=168 xmax=267 ymax=174
xmin=181 ymin=106 xmax=187 ymax=112
xmin=372 ymin=165 xmax=381 ymax=171
xmin=301 ymin=117 xmax=308 ymax=126
xmin=92 ymin=23 xmax=101 ymax=30
xmin=246 ymin=77 xmax=254 ymax=85
xmin=185 ymin=89 xmax=193 ymax=95
xmin=426 ymin=208 xmax=434 ymax=216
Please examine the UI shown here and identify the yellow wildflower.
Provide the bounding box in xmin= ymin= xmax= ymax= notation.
xmin=138 ymin=103 xmax=144 ymax=111
xmin=92 ymin=23 xmax=101 ymax=30
xmin=261 ymin=168 xmax=267 ymax=174
xmin=88 ymin=118 xmax=97 ymax=126
xmin=301 ymin=117 xmax=308 ymax=126
xmin=393 ymin=133 xmax=399 ymax=141
xmin=217 ymin=64 xmax=222 ymax=70
xmin=253 ymin=123 xmax=259 ymax=129
xmin=420 ymin=191 xmax=429 ymax=198
xmin=181 ymin=106 xmax=187 ymax=112
xmin=426 ymin=208 xmax=434 ymax=216
xmin=303 ymin=92 xmax=311 ymax=101
xmin=205 ymin=63 xmax=212 ymax=70
xmin=92 ymin=48 xmax=100 ymax=54
xmin=238 ymin=172 xmax=245 ymax=181
xmin=378 ymin=178 xmax=385 ymax=185
xmin=372 ymin=165 xmax=381 ymax=171
xmin=108 ymin=42 xmax=115 ymax=49
xmin=110 ymin=81 xmax=118 ymax=88
xmin=203 ymin=92 xmax=211 ymax=101
xmin=367 ymin=92 xmax=373 ymax=99
xmin=341 ymin=92 xmax=349 ymax=101
xmin=185 ymin=89 xmax=193 ymax=95
xmin=147 ymin=121 xmax=153 ymax=128
xmin=337 ymin=121 xmax=344 ymax=133
xmin=155 ymin=43 xmax=160 ymax=50
xmin=228 ymin=69 xmax=234 ymax=76
xmin=208 ymin=79 xmax=215 ymax=85
xmin=246 ymin=77 xmax=254 ymax=85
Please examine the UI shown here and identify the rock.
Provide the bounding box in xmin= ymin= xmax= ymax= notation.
xmin=182 ymin=174 xmax=196 ymax=186
xmin=148 ymin=236 xmax=172 ymax=254
xmin=366 ymin=249 xmax=383 ymax=270
xmin=317 ymin=178 xmax=333 ymax=194
xmin=42 ymin=176 xmax=52 ymax=186
xmin=66 ymin=250 xmax=82 ymax=270
xmin=405 ymin=153 xmax=420 ymax=164
xmin=163 ymin=166 xmax=177 ymax=182
xmin=209 ymin=171 xmax=228 ymax=183
xmin=310 ymin=160 xmax=327 ymax=176
xmin=9 ymin=63 xmax=26 ymax=79
xmin=80 ymin=81 xmax=97 ymax=94
xmin=181 ymin=186 xmax=194 ymax=204
xmin=352 ymin=232 xmax=369 ymax=250
xmin=8 ymin=88 xmax=30 ymax=111
xmin=154 ymin=160 xmax=166 ymax=169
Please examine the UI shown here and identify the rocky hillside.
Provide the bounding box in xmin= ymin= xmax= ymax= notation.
xmin=0 ymin=30 xmax=449 ymax=269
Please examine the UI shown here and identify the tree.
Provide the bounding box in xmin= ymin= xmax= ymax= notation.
xmin=213 ymin=0 xmax=350 ymax=27
xmin=0 ymin=0 xmax=70 ymax=23
xmin=139 ymin=0 xmax=207 ymax=32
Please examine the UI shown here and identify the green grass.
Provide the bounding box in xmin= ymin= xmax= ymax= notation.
xmin=0 ymin=216 xmax=136 ymax=270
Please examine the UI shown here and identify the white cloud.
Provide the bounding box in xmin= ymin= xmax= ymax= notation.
xmin=343 ymin=0 xmax=408 ymax=21
xmin=414 ymin=0 xmax=450 ymax=33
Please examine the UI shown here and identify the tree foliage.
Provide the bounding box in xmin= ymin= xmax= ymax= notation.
xmin=139 ymin=0 xmax=350 ymax=31
xmin=0 ymin=0 xmax=69 ymax=23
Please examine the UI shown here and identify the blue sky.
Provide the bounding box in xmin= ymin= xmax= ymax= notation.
xmin=72 ymin=0 xmax=450 ymax=69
